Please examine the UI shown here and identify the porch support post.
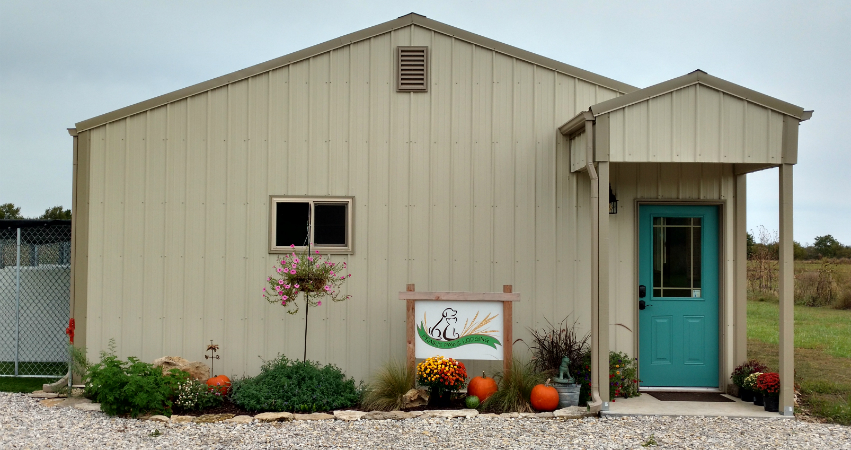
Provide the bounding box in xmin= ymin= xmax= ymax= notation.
xmin=778 ymin=163 xmax=794 ymax=416
xmin=734 ymin=174 xmax=748 ymax=368
xmin=597 ymin=161 xmax=610 ymax=405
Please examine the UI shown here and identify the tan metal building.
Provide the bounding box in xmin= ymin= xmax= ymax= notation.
xmin=68 ymin=13 xmax=809 ymax=415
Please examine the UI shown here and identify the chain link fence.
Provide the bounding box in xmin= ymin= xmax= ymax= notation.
xmin=0 ymin=220 xmax=71 ymax=377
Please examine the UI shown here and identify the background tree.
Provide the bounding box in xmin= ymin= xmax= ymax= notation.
xmin=39 ymin=206 xmax=71 ymax=220
xmin=747 ymin=232 xmax=755 ymax=259
xmin=0 ymin=203 xmax=23 ymax=219
xmin=813 ymin=235 xmax=842 ymax=258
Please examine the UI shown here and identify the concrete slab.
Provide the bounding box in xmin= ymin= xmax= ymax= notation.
xmin=601 ymin=393 xmax=793 ymax=419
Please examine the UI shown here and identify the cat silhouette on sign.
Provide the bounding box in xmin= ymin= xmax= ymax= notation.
xmin=428 ymin=307 xmax=460 ymax=341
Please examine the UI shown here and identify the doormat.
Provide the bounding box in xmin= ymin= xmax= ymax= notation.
xmin=646 ymin=392 xmax=734 ymax=402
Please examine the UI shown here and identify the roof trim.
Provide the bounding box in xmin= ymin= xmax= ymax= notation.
xmin=589 ymin=70 xmax=806 ymax=120
xmin=558 ymin=111 xmax=594 ymax=136
xmin=75 ymin=13 xmax=637 ymax=132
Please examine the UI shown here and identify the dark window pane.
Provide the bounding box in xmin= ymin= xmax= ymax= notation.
xmin=665 ymin=217 xmax=691 ymax=226
xmin=692 ymin=225 xmax=702 ymax=289
xmin=314 ymin=203 xmax=347 ymax=245
xmin=276 ymin=202 xmax=310 ymax=247
xmin=662 ymin=289 xmax=692 ymax=298
xmin=662 ymin=226 xmax=690 ymax=289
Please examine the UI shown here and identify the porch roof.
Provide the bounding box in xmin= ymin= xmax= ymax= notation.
xmin=560 ymin=70 xmax=812 ymax=171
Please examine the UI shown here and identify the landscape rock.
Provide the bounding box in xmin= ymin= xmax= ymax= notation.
xmin=40 ymin=398 xmax=66 ymax=407
xmin=500 ymin=412 xmax=520 ymax=418
xmin=419 ymin=409 xmax=478 ymax=419
xmin=29 ymin=391 xmax=59 ymax=399
xmin=148 ymin=415 xmax=170 ymax=423
xmin=41 ymin=373 xmax=70 ymax=393
xmin=194 ymin=414 xmax=234 ymax=423
xmin=152 ymin=356 xmax=210 ymax=381
xmin=254 ymin=412 xmax=294 ymax=422
xmin=73 ymin=402 xmax=102 ymax=412
xmin=553 ymin=406 xmax=593 ymax=419
xmin=535 ymin=412 xmax=555 ymax=419
xmin=170 ymin=415 xmax=194 ymax=423
xmin=293 ymin=413 xmax=334 ymax=421
xmin=363 ymin=411 xmax=417 ymax=420
xmin=225 ymin=415 xmax=254 ymax=424
xmin=333 ymin=410 xmax=367 ymax=421
xmin=402 ymin=388 xmax=429 ymax=409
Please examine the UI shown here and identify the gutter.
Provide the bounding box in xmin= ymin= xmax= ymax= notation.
xmin=583 ymin=116 xmax=605 ymax=414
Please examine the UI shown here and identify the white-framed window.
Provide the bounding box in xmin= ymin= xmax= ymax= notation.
xmin=268 ymin=196 xmax=353 ymax=254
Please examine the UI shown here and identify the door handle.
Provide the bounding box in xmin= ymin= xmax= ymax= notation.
xmin=639 ymin=300 xmax=653 ymax=310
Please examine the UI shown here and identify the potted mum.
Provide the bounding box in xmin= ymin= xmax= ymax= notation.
xmin=417 ymin=355 xmax=468 ymax=408
xmin=263 ymin=244 xmax=352 ymax=361
xmin=756 ymin=372 xmax=781 ymax=412
xmin=744 ymin=372 xmax=764 ymax=406
xmin=730 ymin=359 xmax=768 ymax=402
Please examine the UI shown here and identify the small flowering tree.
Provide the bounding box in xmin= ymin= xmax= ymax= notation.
xmin=263 ymin=244 xmax=352 ymax=361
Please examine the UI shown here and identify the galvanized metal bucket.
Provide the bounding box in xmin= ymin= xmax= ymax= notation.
xmin=553 ymin=383 xmax=581 ymax=408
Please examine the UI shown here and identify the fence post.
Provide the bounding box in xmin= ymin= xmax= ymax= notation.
xmin=15 ymin=228 xmax=21 ymax=376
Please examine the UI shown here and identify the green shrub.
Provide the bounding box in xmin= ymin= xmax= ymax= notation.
xmin=230 ymin=355 xmax=360 ymax=413
xmin=174 ymin=379 xmax=225 ymax=412
xmin=360 ymin=359 xmax=414 ymax=411
xmin=481 ymin=359 xmax=545 ymax=413
xmin=85 ymin=339 xmax=187 ymax=417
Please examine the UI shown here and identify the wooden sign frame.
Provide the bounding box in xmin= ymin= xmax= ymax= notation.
xmin=399 ymin=284 xmax=520 ymax=376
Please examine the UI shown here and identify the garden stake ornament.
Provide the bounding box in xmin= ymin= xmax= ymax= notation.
xmin=205 ymin=340 xmax=220 ymax=376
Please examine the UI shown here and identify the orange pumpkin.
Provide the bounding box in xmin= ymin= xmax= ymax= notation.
xmin=206 ymin=375 xmax=232 ymax=395
xmin=530 ymin=378 xmax=559 ymax=412
xmin=468 ymin=371 xmax=498 ymax=403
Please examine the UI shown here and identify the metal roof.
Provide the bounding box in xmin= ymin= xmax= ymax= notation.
xmin=75 ymin=13 xmax=638 ymax=132
xmin=589 ymin=70 xmax=807 ymax=120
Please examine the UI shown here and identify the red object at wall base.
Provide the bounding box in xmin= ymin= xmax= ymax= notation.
xmin=206 ymin=375 xmax=232 ymax=395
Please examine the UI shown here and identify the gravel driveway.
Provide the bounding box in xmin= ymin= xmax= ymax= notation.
xmin=1 ymin=392 xmax=849 ymax=449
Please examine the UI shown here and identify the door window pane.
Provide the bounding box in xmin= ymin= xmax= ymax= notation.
xmin=652 ymin=217 xmax=702 ymax=298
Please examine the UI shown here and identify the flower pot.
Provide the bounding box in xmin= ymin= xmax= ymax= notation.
xmin=754 ymin=392 xmax=764 ymax=406
xmin=553 ymin=383 xmax=581 ymax=408
xmin=428 ymin=389 xmax=452 ymax=408
xmin=763 ymin=395 xmax=779 ymax=412
xmin=740 ymin=388 xmax=754 ymax=402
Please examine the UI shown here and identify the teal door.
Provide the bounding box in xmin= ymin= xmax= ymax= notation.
xmin=638 ymin=205 xmax=719 ymax=387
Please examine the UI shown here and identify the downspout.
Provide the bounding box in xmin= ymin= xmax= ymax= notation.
xmin=584 ymin=117 xmax=604 ymax=413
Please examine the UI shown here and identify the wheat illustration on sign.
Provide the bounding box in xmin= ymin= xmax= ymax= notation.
xmin=417 ymin=307 xmax=502 ymax=350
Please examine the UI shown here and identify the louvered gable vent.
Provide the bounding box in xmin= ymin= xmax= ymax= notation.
xmin=397 ymin=46 xmax=428 ymax=92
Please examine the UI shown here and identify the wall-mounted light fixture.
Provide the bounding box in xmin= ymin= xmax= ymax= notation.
xmin=608 ymin=185 xmax=618 ymax=215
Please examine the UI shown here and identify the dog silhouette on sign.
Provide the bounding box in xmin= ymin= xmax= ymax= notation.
xmin=428 ymin=307 xmax=460 ymax=341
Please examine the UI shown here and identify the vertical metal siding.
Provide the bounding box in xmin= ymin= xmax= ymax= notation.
xmin=82 ymin=25 xmax=620 ymax=381
xmin=608 ymin=162 xmax=735 ymax=358
xmin=608 ymin=85 xmax=784 ymax=164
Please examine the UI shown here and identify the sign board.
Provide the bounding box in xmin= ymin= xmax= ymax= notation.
xmin=400 ymin=285 xmax=519 ymax=376
xmin=414 ymin=300 xmax=504 ymax=360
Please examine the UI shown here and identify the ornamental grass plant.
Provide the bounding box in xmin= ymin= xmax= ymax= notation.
xmin=521 ymin=316 xmax=590 ymax=380
xmin=481 ymin=359 xmax=546 ymax=413
xmin=361 ymin=359 xmax=415 ymax=411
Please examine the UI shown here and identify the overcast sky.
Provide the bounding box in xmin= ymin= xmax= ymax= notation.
xmin=1 ymin=0 xmax=849 ymax=244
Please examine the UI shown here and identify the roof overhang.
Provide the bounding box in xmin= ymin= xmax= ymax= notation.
xmin=589 ymin=70 xmax=808 ymax=121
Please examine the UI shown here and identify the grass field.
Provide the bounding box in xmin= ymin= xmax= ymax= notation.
xmin=0 ymin=376 xmax=60 ymax=393
xmin=748 ymin=300 xmax=851 ymax=425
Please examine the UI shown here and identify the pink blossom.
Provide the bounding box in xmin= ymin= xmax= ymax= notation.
xmin=308 ymin=257 xmax=313 ymax=262
xmin=290 ymin=269 xmax=296 ymax=275
xmin=263 ymin=287 xmax=266 ymax=292
xmin=276 ymin=268 xmax=282 ymax=273
xmin=317 ymin=301 xmax=322 ymax=306
xmin=315 ymin=250 xmax=320 ymax=254
xmin=292 ymin=263 xmax=297 ymax=269
xmin=324 ymin=285 xmax=331 ymax=291
xmin=284 ymin=284 xmax=291 ymax=289
xmin=282 ymin=295 xmax=288 ymax=300
xmin=294 ymin=284 xmax=300 ymax=289
xmin=294 ymin=258 xmax=299 ymax=263
xmin=348 ymin=274 xmax=352 ymax=277
xmin=278 ymin=280 xmax=284 ymax=285
xmin=290 ymin=244 xmax=295 ymax=249
xmin=330 ymin=271 xmax=335 ymax=276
